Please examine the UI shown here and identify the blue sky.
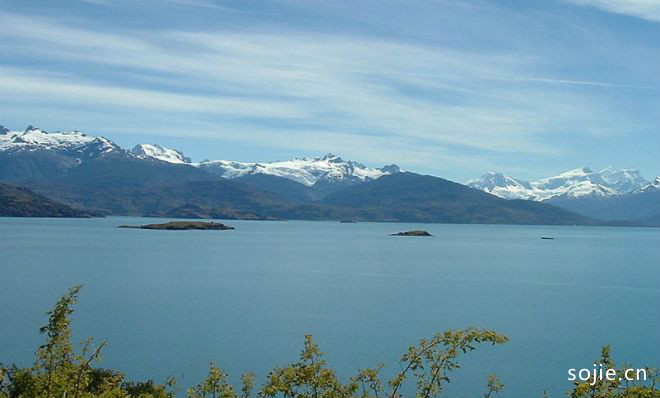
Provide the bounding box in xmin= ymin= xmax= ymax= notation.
xmin=1 ymin=0 xmax=659 ymax=182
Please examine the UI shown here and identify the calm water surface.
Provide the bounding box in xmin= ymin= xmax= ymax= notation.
xmin=1 ymin=217 xmax=659 ymax=397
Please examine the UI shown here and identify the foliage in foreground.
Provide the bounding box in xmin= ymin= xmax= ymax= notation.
xmin=0 ymin=286 xmax=658 ymax=398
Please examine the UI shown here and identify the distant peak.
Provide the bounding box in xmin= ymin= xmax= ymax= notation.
xmin=320 ymin=153 xmax=339 ymax=160
xmin=138 ymin=143 xmax=164 ymax=150
xmin=469 ymin=172 xmax=510 ymax=181
xmin=380 ymin=164 xmax=401 ymax=174
xmin=195 ymin=153 xmax=396 ymax=186
xmin=0 ymin=125 xmax=8 ymax=134
xmin=131 ymin=143 xmax=190 ymax=164
xmin=558 ymin=166 xmax=592 ymax=177
xmin=24 ymin=125 xmax=40 ymax=132
xmin=599 ymin=166 xmax=640 ymax=174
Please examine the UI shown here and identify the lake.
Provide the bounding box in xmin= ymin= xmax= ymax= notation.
xmin=1 ymin=217 xmax=659 ymax=397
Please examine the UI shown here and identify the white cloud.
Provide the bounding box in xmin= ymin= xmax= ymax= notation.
xmin=0 ymin=11 xmax=652 ymax=176
xmin=567 ymin=0 xmax=660 ymax=21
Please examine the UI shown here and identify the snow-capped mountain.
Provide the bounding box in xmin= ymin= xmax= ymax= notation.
xmin=0 ymin=126 xmax=122 ymax=159
xmin=531 ymin=167 xmax=619 ymax=199
xmin=131 ymin=144 xmax=190 ymax=164
xmin=2 ymin=125 xmax=400 ymax=190
xmin=0 ymin=125 xmax=132 ymax=184
xmin=463 ymin=172 xmax=534 ymax=200
xmin=129 ymin=141 xmax=401 ymax=187
xmin=598 ymin=166 xmax=648 ymax=192
xmin=195 ymin=153 xmax=401 ymax=187
xmin=638 ymin=176 xmax=660 ymax=193
xmin=467 ymin=167 xmax=645 ymax=201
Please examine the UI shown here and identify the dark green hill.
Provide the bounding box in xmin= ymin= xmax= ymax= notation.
xmin=28 ymin=158 xmax=292 ymax=217
xmin=235 ymin=174 xmax=323 ymax=203
xmin=548 ymin=188 xmax=660 ymax=221
xmin=639 ymin=213 xmax=660 ymax=227
xmin=143 ymin=179 xmax=291 ymax=219
xmin=320 ymin=172 xmax=598 ymax=225
xmin=0 ymin=150 xmax=81 ymax=183
xmin=0 ymin=183 xmax=93 ymax=217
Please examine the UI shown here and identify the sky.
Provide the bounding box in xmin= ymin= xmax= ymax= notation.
xmin=1 ymin=0 xmax=659 ymax=183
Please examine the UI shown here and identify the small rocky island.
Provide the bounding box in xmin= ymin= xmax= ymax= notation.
xmin=119 ymin=221 xmax=235 ymax=230
xmin=390 ymin=230 xmax=432 ymax=236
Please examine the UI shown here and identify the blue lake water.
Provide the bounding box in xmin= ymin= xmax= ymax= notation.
xmin=1 ymin=217 xmax=659 ymax=397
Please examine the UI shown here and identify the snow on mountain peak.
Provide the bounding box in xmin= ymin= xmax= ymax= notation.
xmin=320 ymin=153 xmax=339 ymax=161
xmin=381 ymin=164 xmax=402 ymax=174
xmin=0 ymin=126 xmax=120 ymax=156
xmin=533 ymin=167 xmax=605 ymax=192
xmin=131 ymin=144 xmax=191 ymax=164
xmin=195 ymin=154 xmax=400 ymax=186
xmin=556 ymin=180 xmax=618 ymax=199
xmin=598 ymin=166 xmax=647 ymax=192
xmin=468 ymin=166 xmax=647 ymax=201
xmin=556 ymin=167 xmax=593 ymax=178
xmin=466 ymin=172 xmax=535 ymax=199
xmin=637 ymin=176 xmax=660 ymax=193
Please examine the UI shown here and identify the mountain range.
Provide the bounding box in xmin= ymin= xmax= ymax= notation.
xmin=466 ymin=167 xmax=650 ymax=200
xmin=0 ymin=124 xmax=656 ymax=226
xmin=132 ymin=142 xmax=401 ymax=194
xmin=467 ymin=168 xmax=660 ymax=223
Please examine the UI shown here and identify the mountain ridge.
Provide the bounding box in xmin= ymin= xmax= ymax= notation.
xmin=131 ymin=144 xmax=191 ymax=164
xmin=195 ymin=153 xmax=401 ymax=190
xmin=1 ymin=126 xmax=401 ymax=192
xmin=467 ymin=167 xmax=659 ymax=223
xmin=467 ymin=167 xmax=647 ymax=201
xmin=320 ymin=172 xmax=599 ymax=225
xmin=1 ymin=124 xmax=655 ymax=225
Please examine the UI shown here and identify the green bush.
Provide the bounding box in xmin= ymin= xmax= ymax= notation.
xmin=1 ymin=287 xmax=657 ymax=398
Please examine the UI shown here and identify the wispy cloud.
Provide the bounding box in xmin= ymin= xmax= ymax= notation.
xmin=80 ymin=0 xmax=237 ymax=10
xmin=566 ymin=0 xmax=660 ymax=21
xmin=159 ymin=0 xmax=231 ymax=9
xmin=0 ymin=7 xmax=656 ymax=178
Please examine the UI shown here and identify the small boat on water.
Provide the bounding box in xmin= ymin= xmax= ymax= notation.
xmin=541 ymin=237 xmax=555 ymax=240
